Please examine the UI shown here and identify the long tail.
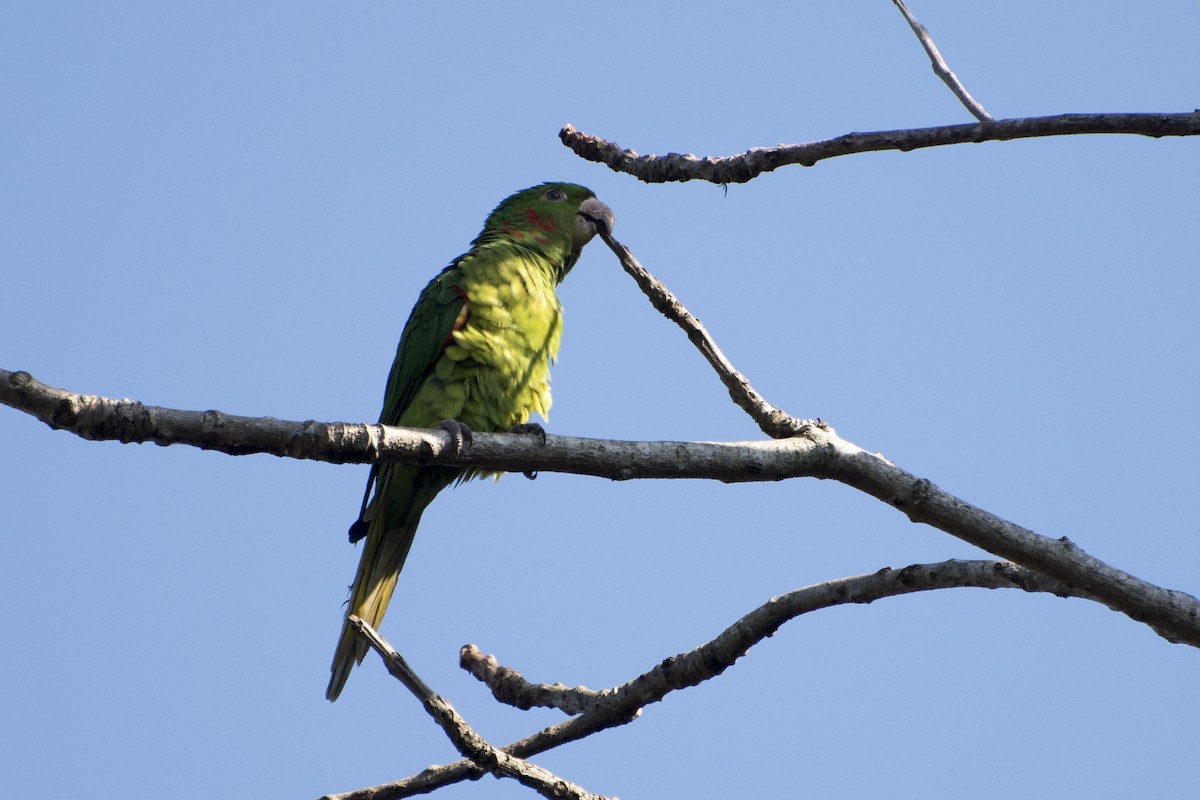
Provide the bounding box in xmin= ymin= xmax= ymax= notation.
xmin=326 ymin=512 xmax=420 ymax=701
xmin=327 ymin=465 xmax=452 ymax=701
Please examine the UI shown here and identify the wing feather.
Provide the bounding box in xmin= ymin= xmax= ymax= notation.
xmin=349 ymin=260 xmax=468 ymax=535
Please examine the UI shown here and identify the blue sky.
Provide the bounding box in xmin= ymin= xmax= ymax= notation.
xmin=3 ymin=2 xmax=1199 ymax=798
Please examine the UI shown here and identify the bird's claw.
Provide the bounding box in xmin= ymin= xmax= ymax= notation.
xmin=509 ymin=421 xmax=547 ymax=445
xmin=509 ymin=422 xmax=546 ymax=479
xmin=437 ymin=419 xmax=474 ymax=460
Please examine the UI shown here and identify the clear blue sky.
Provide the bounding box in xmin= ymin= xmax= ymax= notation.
xmin=3 ymin=3 xmax=1199 ymax=798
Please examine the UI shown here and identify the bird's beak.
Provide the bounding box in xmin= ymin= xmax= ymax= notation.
xmin=573 ymin=197 xmax=615 ymax=249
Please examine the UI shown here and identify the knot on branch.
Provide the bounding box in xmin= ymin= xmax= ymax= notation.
xmin=761 ymin=410 xmax=818 ymax=439
xmin=893 ymin=477 xmax=935 ymax=522
xmin=7 ymin=370 xmax=33 ymax=390
xmin=316 ymin=422 xmax=374 ymax=464
xmin=54 ymin=393 xmax=154 ymax=444
xmin=286 ymin=420 xmax=324 ymax=461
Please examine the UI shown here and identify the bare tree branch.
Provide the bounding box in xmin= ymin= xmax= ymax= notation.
xmin=593 ymin=228 xmax=810 ymax=439
xmin=6 ymin=226 xmax=1199 ymax=800
xmin=469 ymin=559 xmax=1090 ymax=708
xmin=6 ymin=337 xmax=1200 ymax=654
xmin=15 ymin=362 xmax=1192 ymax=788
xmin=346 ymin=617 xmax=612 ymax=800
xmin=327 ymin=559 xmax=1096 ymax=800
xmin=460 ymin=645 xmax=602 ymax=715
xmin=462 ymin=559 xmax=1086 ymax=712
xmin=0 ymin=368 xmax=835 ymax=481
xmin=7 ymin=215 xmax=1200 ymax=652
xmin=0 ymin=368 xmax=463 ymax=464
xmin=559 ymin=112 xmax=1200 ymax=184
xmin=584 ymin=237 xmax=1200 ymax=650
xmin=891 ymin=0 xmax=993 ymax=121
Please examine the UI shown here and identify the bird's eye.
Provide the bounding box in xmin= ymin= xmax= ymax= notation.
xmin=542 ymin=188 xmax=566 ymax=202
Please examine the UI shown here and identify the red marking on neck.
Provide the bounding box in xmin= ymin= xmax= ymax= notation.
xmin=525 ymin=209 xmax=558 ymax=233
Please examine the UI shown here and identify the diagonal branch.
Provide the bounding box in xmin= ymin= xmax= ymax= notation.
xmin=593 ymin=227 xmax=810 ymax=439
xmin=346 ymin=617 xmax=611 ymax=800
xmin=326 ymin=559 xmax=1097 ymax=800
xmin=891 ymin=0 xmax=993 ymax=121
xmin=559 ymin=112 xmax=1200 ymax=184
xmin=581 ymin=239 xmax=1200 ymax=650
xmin=462 ymin=559 xmax=1088 ymax=713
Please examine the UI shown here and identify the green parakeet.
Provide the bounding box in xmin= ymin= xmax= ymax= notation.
xmin=326 ymin=182 xmax=614 ymax=701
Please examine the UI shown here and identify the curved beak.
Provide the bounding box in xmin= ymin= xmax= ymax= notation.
xmin=573 ymin=197 xmax=615 ymax=248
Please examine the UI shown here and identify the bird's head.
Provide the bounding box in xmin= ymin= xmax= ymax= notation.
xmin=479 ymin=182 xmax=615 ymax=280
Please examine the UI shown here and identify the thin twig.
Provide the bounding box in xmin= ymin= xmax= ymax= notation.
xmin=559 ymin=112 xmax=1200 ymax=184
xmin=592 ymin=229 xmax=813 ymax=439
xmin=346 ymin=617 xmax=612 ymax=800
xmin=891 ymin=0 xmax=993 ymax=121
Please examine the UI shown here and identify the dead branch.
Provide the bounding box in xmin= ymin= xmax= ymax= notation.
xmin=6 ymin=246 xmax=1200 ymax=654
xmin=327 ymin=559 xmax=1094 ymax=800
xmin=891 ymin=0 xmax=993 ymax=121
xmin=559 ymin=112 xmax=1200 ymax=184
xmin=346 ymin=617 xmax=611 ymax=800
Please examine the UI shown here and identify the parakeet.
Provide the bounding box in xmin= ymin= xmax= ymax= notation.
xmin=326 ymin=182 xmax=615 ymax=701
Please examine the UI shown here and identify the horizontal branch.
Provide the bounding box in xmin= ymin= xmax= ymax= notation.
xmin=0 ymin=368 xmax=828 ymax=482
xmin=559 ymin=112 xmax=1200 ymax=184
xmin=327 ymin=559 xmax=1093 ymax=800
xmin=8 ymin=371 xmax=1195 ymax=796
xmin=6 ymin=367 xmax=1200 ymax=651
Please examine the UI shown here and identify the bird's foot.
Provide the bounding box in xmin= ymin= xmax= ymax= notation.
xmin=347 ymin=519 xmax=370 ymax=544
xmin=437 ymin=419 xmax=474 ymax=461
xmin=509 ymin=421 xmax=547 ymax=444
xmin=509 ymin=422 xmax=546 ymax=480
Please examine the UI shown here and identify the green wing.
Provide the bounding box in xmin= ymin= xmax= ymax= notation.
xmin=349 ymin=261 xmax=466 ymax=539
xmin=379 ymin=262 xmax=468 ymax=426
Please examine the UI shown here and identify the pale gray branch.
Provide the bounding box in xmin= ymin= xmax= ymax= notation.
xmin=891 ymin=0 xmax=993 ymax=121
xmin=5 ymin=367 xmax=1199 ymax=650
xmin=594 ymin=227 xmax=810 ymax=439
xmin=0 ymin=368 xmax=828 ymax=481
xmin=345 ymin=617 xmax=611 ymax=800
xmin=469 ymin=559 xmax=1088 ymax=711
xmin=327 ymin=559 xmax=1096 ymax=800
xmin=462 ymin=559 xmax=1080 ymax=714
xmin=588 ymin=235 xmax=1200 ymax=651
xmin=559 ymin=112 xmax=1200 ymax=184
xmin=460 ymin=644 xmax=603 ymax=715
